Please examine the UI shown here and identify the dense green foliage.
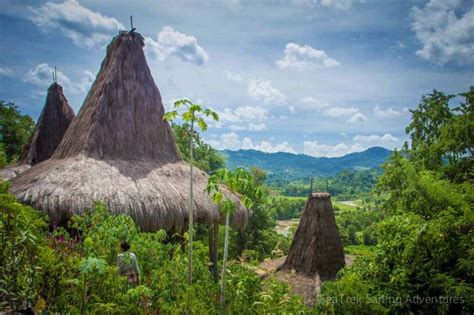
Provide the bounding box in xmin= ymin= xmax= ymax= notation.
xmin=0 ymin=101 xmax=35 ymax=163
xmin=271 ymin=168 xmax=381 ymax=199
xmin=316 ymin=87 xmax=474 ymax=313
xmin=0 ymin=186 xmax=308 ymax=313
xmin=335 ymin=203 xmax=384 ymax=247
xmin=267 ymin=196 xmax=306 ymax=220
xmin=228 ymin=168 xmax=291 ymax=261
xmin=223 ymin=146 xmax=391 ymax=180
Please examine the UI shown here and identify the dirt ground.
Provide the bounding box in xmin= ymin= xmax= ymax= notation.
xmin=256 ymin=255 xmax=354 ymax=306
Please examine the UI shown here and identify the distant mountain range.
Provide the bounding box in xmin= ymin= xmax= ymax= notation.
xmin=221 ymin=147 xmax=392 ymax=179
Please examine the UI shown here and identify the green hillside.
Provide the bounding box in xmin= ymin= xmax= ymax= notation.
xmin=222 ymin=146 xmax=392 ymax=180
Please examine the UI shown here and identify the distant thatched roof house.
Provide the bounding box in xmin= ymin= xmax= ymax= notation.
xmin=0 ymin=83 xmax=75 ymax=180
xmin=281 ymin=192 xmax=345 ymax=280
xmin=10 ymin=31 xmax=248 ymax=232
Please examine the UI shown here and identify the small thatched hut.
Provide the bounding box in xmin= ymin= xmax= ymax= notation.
xmin=281 ymin=192 xmax=345 ymax=281
xmin=10 ymin=31 xmax=248 ymax=233
xmin=0 ymin=83 xmax=75 ymax=180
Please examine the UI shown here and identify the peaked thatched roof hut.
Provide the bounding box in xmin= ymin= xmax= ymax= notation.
xmin=10 ymin=31 xmax=248 ymax=232
xmin=0 ymin=83 xmax=75 ymax=180
xmin=281 ymin=192 xmax=345 ymax=281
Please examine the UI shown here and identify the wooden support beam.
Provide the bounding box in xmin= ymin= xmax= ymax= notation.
xmin=208 ymin=221 xmax=219 ymax=283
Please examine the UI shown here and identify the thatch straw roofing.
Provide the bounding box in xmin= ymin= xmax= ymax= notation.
xmin=281 ymin=192 xmax=345 ymax=281
xmin=10 ymin=31 xmax=248 ymax=232
xmin=0 ymin=83 xmax=75 ymax=180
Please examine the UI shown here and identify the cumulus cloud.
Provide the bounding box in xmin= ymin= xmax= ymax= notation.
xmin=347 ymin=112 xmax=367 ymax=124
xmin=323 ymin=106 xmax=359 ymax=118
xmin=145 ymin=26 xmax=209 ymax=66
xmin=411 ymin=0 xmax=474 ymax=65
xmin=225 ymin=71 xmax=248 ymax=82
xmin=248 ymin=79 xmax=287 ymax=104
xmin=298 ymin=97 xmax=330 ymax=110
xmin=24 ymin=63 xmax=94 ymax=94
xmin=230 ymin=123 xmax=266 ymax=131
xmin=207 ymin=132 xmax=296 ymax=153
xmin=303 ymin=140 xmax=364 ymax=157
xmin=294 ymin=0 xmax=363 ymax=9
xmin=374 ymin=105 xmax=401 ymax=118
xmin=354 ymin=133 xmax=399 ymax=143
xmin=211 ymin=106 xmax=268 ymax=131
xmin=276 ymin=43 xmax=340 ymax=69
xmin=0 ymin=66 xmax=14 ymax=77
xmin=318 ymin=0 xmax=364 ymax=9
xmin=29 ymin=0 xmax=124 ymax=48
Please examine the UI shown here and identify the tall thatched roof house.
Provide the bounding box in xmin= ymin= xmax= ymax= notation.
xmin=0 ymin=83 xmax=75 ymax=180
xmin=281 ymin=192 xmax=345 ymax=281
xmin=10 ymin=31 xmax=248 ymax=232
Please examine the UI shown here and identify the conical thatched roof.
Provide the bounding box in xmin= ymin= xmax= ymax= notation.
xmin=0 ymin=83 xmax=75 ymax=180
xmin=10 ymin=31 xmax=248 ymax=232
xmin=281 ymin=192 xmax=345 ymax=280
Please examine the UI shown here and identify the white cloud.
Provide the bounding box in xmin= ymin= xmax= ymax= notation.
xmin=211 ymin=106 xmax=268 ymax=131
xmin=145 ymin=26 xmax=209 ymax=66
xmin=289 ymin=105 xmax=296 ymax=113
xmin=0 ymin=66 xmax=14 ymax=77
xmin=24 ymin=63 xmax=71 ymax=87
xmin=374 ymin=105 xmax=401 ymax=118
xmin=29 ymin=0 xmax=124 ymax=48
xmin=225 ymin=71 xmax=248 ymax=82
xmin=276 ymin=43 xmax=340 ymax=69
xmin=24 ymin=63 xmax=94 ymax=94
xmin=323 ymin=106 xmax=359 ymax=117
xmin=230 ymin=123 xmax=266 ymax=131
xmin=242 ymin=138 xmax=296 ymax=154
xmin=217 ymin=106 xmax=268 ymax=123
xmin=70 ymin=70 xmax=95 ymax=93
xmin=303 ymin=140 xmax=364 ymax=157
xmin=207 ymin=132 xmax=242 ymax=151
xmin=294 ymin=0 xmax=363 ymax=10
xmin=248 ymin=79 xmax=287 ymax=104
xmin=347 ymin=112 xmax=367 ymax=124
xmin=411 ymin=0 xmax=474 ymax=65
xmin=298 ymin=97 xmax=330 ymax=110
xmin=208 ymin=132 xmax=295 ymax=153
xmin=354 ymin=133 xmax=399 ymax=143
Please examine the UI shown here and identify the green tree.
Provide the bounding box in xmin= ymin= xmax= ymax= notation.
xmin=206 ymin=168 xmax=256 ymax=305
xmin=0 ymin=101 xmax=35 ymax=163
xmin=164 ymin=99 xmax=219 ymax=284
xmin=0 ymin=144 xmax=7 ymax=167
xmin=171 ymin=123 xmax=225 ymax=173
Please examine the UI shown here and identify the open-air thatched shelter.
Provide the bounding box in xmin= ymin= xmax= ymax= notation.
xmin=9 ymin=31 xmax=248 ymax=233
xmin=281 ymin=192 xmax=345 ymax=281
xmin=0 ymin=83 xmax=75 ymax=180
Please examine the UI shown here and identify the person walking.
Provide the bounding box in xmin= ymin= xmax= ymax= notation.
xmin=117 ymin=242 xmax=140 ymax=286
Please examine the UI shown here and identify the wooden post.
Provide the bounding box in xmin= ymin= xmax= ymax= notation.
xmin=208 ymin=221 xmax=219 ymax=283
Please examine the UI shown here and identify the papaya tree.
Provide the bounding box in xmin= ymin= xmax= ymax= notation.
xmin=164 ymin=99 xmax=218 ymax=284
xmin=206 ymin=168 xmax=260 ymax=304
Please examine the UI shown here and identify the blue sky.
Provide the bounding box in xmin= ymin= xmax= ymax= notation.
xmin=0 ymin=0 xmax=473 ymax=157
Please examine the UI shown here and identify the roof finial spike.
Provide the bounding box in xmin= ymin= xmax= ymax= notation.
xmin=130 ymin=15 xmax=136 ymax=33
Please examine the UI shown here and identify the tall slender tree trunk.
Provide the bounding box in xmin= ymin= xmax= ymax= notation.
xmin=208 ymin=221 xmax=219 ymax=283
xmin=220 ymin=212 xmax=230 ymax=305
xmin=188 ymin=120 xmax=194 ymax=284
